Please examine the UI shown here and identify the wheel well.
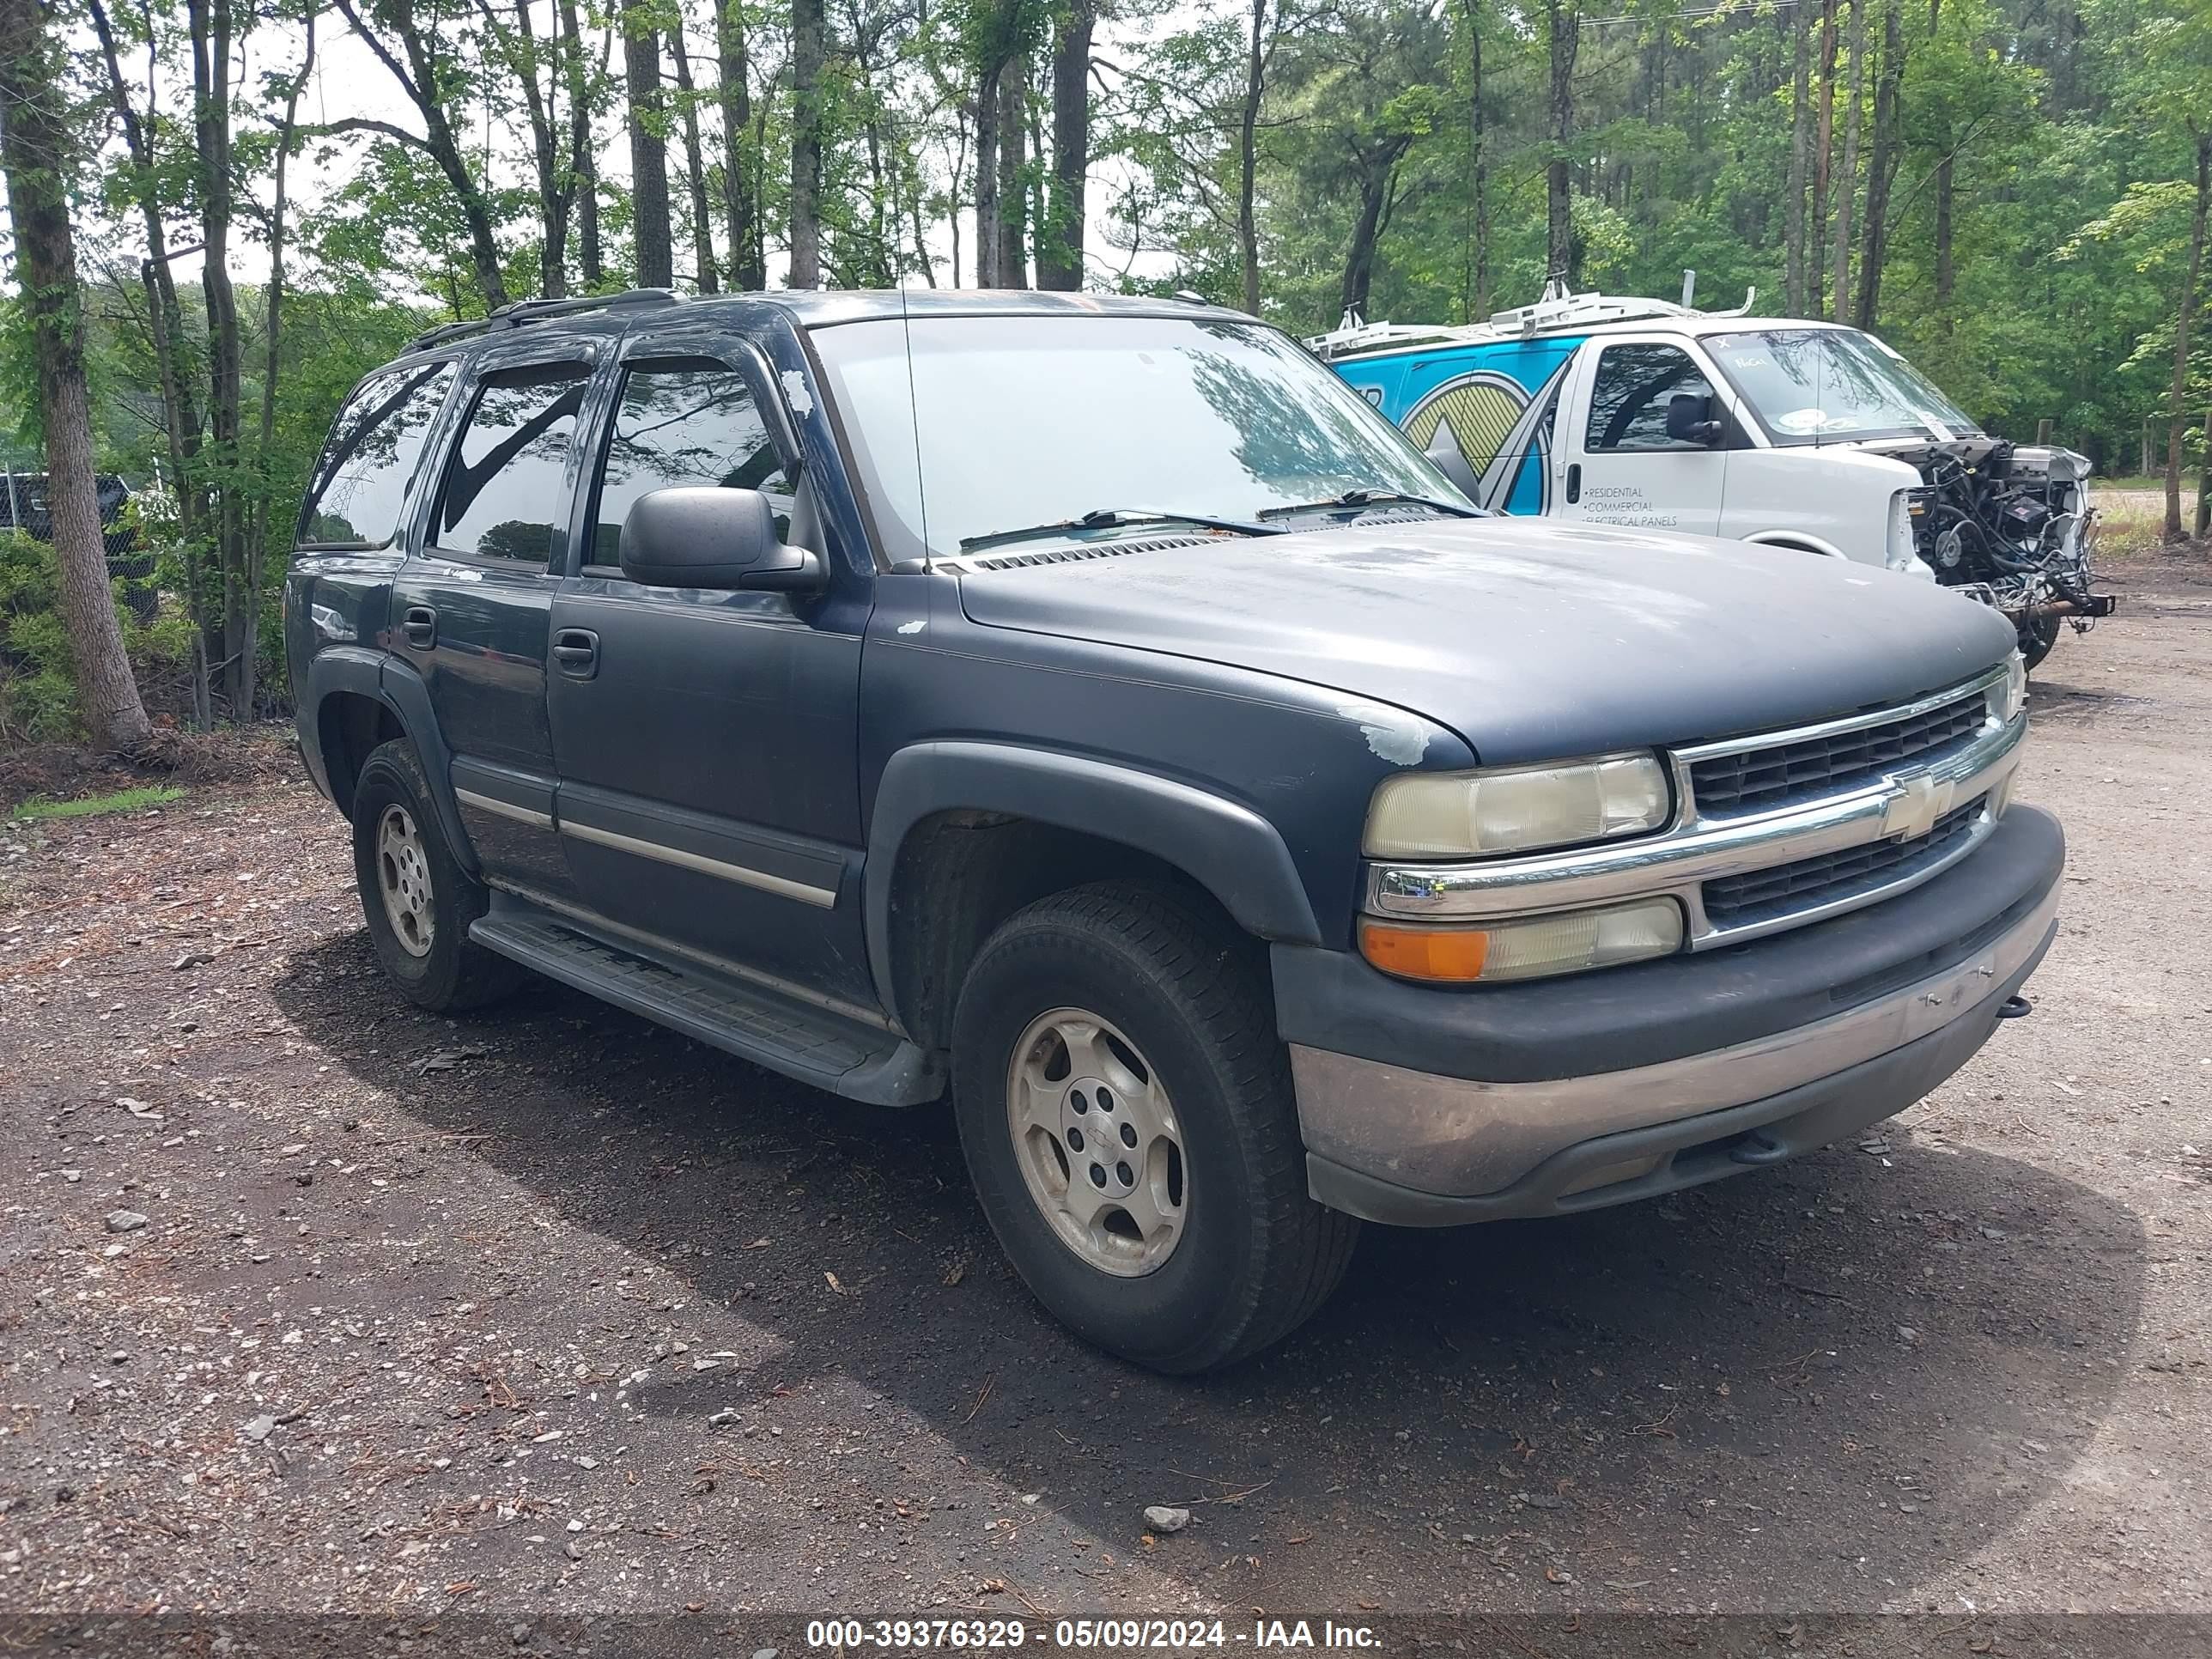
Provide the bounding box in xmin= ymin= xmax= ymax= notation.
xmin=1745 ymin=534 xmax=1838 ymax=558
xmin=886 ymin=812 xmax=1243 ymax=1051
xmin=317 ymin=691 xmax=404 ymax=818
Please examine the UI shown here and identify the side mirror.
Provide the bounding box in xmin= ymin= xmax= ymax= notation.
xmin=618 ymin=486 xmax=825 ymax=593
xmin=1666 ymin=392 xmax=1726 ymax=447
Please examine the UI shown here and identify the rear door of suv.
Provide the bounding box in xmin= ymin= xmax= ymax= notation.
xmin=543 ymin=317 xmax=876 ymax=1008
xmin=392 ymin=333 xmax=605 ymax=899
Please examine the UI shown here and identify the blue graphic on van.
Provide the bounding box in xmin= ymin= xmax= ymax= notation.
xmin=1336 ymin=337 xmax=1586 ymax=515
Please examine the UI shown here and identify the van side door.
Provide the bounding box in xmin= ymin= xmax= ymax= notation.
xmin=544 ymin=326 xmax=876 ymax=1008
xmin=1556 ymin=337 xmax=1729 ymax=536
xmin=390 ymin=342 xmax=600 ymax=899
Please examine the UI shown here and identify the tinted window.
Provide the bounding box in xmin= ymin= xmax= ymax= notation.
xmin=1583 ymin=343 xmax=1717 ymax=453
xmin=591 ymin=362 xmax=793 ymax=564
xmin=806 ymin=314 xmax=1465 ymax=564
xmin=299 ymin=362 xmax=454 ymax=548
xmin=431 ymin=362 xmax=591 ymax=563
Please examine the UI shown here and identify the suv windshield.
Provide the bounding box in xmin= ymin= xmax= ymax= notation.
xmin=808 ymin=313 xmax=1468 ymax=562
xmin=1705 ymin=327 xmax=1981 ymax=446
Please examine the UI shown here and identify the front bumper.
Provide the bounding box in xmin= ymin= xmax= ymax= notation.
xmin=1279 ymin=805 xmax=2063 ymax=1225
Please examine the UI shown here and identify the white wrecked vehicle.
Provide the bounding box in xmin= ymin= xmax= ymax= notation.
xmin=1316 ymin=284 xmax=2115 ymax=667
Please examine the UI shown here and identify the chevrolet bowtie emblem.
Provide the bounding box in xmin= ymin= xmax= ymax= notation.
xmin=1881 ymin=773 xmax=1956 ymax=842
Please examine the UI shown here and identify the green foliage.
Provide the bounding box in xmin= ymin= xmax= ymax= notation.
xmin=0 ymin=531 xmax=192 ymax=743
xmin=7 ymin=785 xmax=185 ymax=821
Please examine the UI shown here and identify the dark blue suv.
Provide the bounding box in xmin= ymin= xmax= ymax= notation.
xmin=286 ymin=288 xmax=2061 ymax=1371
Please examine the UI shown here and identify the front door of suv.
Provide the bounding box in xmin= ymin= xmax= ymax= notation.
xmin=392 ymin=343 xmax=599 ymax=899
xmin=544 ymin=330 xmax=875 ymax=1009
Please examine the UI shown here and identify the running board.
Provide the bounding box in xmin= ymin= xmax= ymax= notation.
xmin=469 ymin=896 xmax=944 ymax=1107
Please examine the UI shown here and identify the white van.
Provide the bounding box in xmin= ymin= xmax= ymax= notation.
xmin=1315 ymin=286 xmax=2112 ymax=663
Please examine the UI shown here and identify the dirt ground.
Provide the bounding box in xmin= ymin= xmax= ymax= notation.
xmin=1 ymin=562 xmax=2207 ymax=1636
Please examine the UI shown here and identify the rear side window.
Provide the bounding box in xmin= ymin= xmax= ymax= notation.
xmin=589 ymin=362 xmax=793 ymax=565
xmin=298 ymin=362 xmax=454 ymax=548
xmin=1583 ymin=343 xmax=1717 ymax=453
xmin=430 ymin=362 xmax=592 ymax=564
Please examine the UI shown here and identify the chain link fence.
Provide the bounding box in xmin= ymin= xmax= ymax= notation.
xmin=0 ymin=471 xmax=161 ymax=620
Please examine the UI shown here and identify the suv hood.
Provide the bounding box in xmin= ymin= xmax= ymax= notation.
xmin=955 ymin=517 xmax=2017 ymax=765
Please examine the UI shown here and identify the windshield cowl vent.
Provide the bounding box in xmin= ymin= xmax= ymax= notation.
xmin=969 ymin=535 xmax=1212 ymax=571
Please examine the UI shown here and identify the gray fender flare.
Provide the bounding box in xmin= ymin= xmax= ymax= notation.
xmin=863 ymin=741 xmax=1323 ymax=1030
xmin=307 ymin=647 xmax=477 ymax=875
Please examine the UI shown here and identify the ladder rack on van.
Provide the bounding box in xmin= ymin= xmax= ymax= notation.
xmin=1308 ymin=279 xmax=1757 ymax=362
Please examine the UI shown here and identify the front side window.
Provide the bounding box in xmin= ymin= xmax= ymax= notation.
xmin=1583 ymin=343 xmax=1717 ymax=453
xmin=806 ymin=313 xmax=1467 ymax=563
xmin=430 ymin=362 xmax=590 ymax=564
xmin=299 ymin=361 xmax=454 ymax=548
xmin=590 ymin=362 xmax=793 ymax=564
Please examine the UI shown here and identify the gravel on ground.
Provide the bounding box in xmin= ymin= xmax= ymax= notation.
xmin=1 ymin=560 xmax=2206 ymax=1626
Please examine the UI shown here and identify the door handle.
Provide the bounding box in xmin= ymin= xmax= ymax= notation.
xmin=1565 ymin=464 xmax=1582 ymax=505
xmin=402 ymin=605 xmax=436 ymax=648
xmin=551 ymin=627 xmax=599 ymax=679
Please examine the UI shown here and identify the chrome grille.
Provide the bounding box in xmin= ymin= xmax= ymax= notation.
xmin=1689 ymin=688 xmax=1989 ymax=816
xmin=1700 ymin=798 xmax=1984 ymax=929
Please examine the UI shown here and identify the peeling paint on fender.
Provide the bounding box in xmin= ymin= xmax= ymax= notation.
xmin=1339 ymin=702 xmax=1429 ymax=766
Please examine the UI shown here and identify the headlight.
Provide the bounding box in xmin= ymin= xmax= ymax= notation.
xmin=1363 ymin=753 xmax=1671 ymax=860
xmin=1998 ymin=653 xmax=2027 ymax=722
xmin=1359 ymin=896 xmax=1686 ymax=984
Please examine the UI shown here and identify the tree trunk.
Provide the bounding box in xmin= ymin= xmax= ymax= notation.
xmin=478 ymin=0 xmax=568 ymax=299
xmin=623 ymin=0 xmax=673 ymax=288
xmin=1340 ymin=144 xmax=1407 ymax=320
xmin=1545 ymin=0 xmax=1577 ymax=286
xmin=1855 ymin=0 xmax=1902 ymax=329
xmin=2166 ymin=131 xmax=2210 ymax=544
xmin=1935 ymin=149 xmax=1954 ymax=326
xmin=86 ymin=0 xmax=210 ymax=726
xmin=712 ymin=0 xmax=761 ymax=289
xmin=332 ymin=0 xmax=512 ymax=309
xmin=1811 ymin=0 xmax=1838 ymax=316
xmin=1463 ymin=0 xmax=1489 ymax=319
xmin=0 ymin=0 xmax=153 ymax=751
xmin=187 ymin=0 xmax=253 ymax=717
xmin=973 ymin=60 xmax=1000 ymax=289
xmin=1784 ymin=0 xmax=1810 ymax=314
xmin=667 ymin=21 xmax=718 ymax=292
xmin=1035 ymin=0 xmax=1093 ymax=291
xmin=789 ymin=0 xmax=824 ymax=288
xmin=246 ymin=9 xmax=313 ymax=725
xmin=994 ymin=52 xmax=1028 ymax=286
xmin=560 ymin=0 xmax=603 ymax=288
xmin=1237 ymin=0 xmax=1266 ymax=313
xmin=1830 ymin=0 xmax=1864 ymax=323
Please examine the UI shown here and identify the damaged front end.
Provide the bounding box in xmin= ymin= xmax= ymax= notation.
xmin=1889 ymin=437 xmax=2118 ymax=668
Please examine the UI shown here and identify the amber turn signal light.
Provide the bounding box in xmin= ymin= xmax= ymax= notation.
xmin=1358 ymin=920 xmax=1492 ymax=982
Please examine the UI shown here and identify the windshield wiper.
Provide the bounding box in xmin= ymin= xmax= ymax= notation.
xmin=959 ymin=507 xmax=1285 ymax=552
xmin=1256 ymin=489 xmax=1485 ymax=521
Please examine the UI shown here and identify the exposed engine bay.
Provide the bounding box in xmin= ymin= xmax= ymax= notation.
xmin=1886 ymin=437 xmax=2118 ymax=667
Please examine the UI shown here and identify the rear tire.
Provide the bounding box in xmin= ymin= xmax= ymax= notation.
xmin=2020 ymin=612 xmax=2062 ymax=672
xmin=950 ymin=881 xmax=1357 ymax=1373
xmin=350 ymin=739 xmax=520 ymax=1013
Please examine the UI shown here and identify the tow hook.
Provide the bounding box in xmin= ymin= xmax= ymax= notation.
xmin=1997 ymin=994 xmax=2033 ymax=1020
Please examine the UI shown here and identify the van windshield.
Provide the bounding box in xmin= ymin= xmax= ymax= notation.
xmin=1705 ymin=327 xmax=1981 ymax=446
xmin=807 ymin=313 xmax=1468 ymax=563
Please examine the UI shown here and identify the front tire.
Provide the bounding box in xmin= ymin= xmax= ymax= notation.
xmin=2020 ymin=612 xmax=2062 ymax=672
xmin=350 ymin=739 xmax=520 ymax=1013
xmin=950 ymin=882 xmax=1357 ymax=1373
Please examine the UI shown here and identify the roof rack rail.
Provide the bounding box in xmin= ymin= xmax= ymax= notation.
xmin=1306 ymin=277 xmax=1759 ymax=361
xmin=404 ymin=287 xmax=684 ymax=355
